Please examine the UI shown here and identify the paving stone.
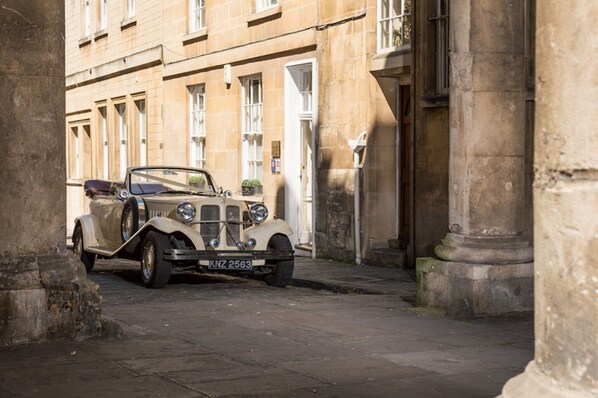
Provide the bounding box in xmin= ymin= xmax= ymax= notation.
xmin=118 ymin=354 xmax=246 ymax=375
xmin=279 ymin=355 xmax=436 ymax=385
xmin=7 ymin=375 xmax=200 ymax=398
xmin=0 ymin=361 xmax=133 ymax=388
xmin=186 ymin=368 xmax=327 ymax=396
xmin=0 ymin=257 xmax=534 ymax=397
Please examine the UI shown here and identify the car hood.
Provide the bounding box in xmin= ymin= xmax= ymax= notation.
xmin=141 ymin=194 xmax=244 ymax=208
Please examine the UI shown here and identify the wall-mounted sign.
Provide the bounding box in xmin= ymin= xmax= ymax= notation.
xmin=271 ymin=159 xmax=281 ymax=174
xmin=271 ymin=140 xmax=281 ymax=159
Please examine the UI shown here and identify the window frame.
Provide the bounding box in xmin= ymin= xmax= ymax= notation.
xmin=255 ymin=0 xmax=278 ymax=13
xmin=115 ymin=102 xmax=128 ymax=180
xmin=241 ymin=75 xmax=264 ymax=182
xmin=98 ymin=105 xmax=109 ymax=179
xmin=98 ymin=0 xmax=108 ymax=31
xmin=189 ymin=84 xmax=207 ymax=170
xmin=377 ymin=0 xmax=412 ymax=52
xmin=433 ymin=0 xmax=449 ymax=95
xmin=83 ymin=0 xmax=92 ymax=37
xmin=127 ymin=0 xmax=136 ymax=18
xmin=189 ymin=0 xmax=206 ymax=32
xmin=134 ymin=98 xmax=147 ymax=167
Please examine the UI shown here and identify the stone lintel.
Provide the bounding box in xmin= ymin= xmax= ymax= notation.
xmin=416 ymin=257 xmax=533 ymax=317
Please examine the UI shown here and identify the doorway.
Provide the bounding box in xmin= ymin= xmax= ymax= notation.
xmin=284 ymin=60 xmax=317 ymax=256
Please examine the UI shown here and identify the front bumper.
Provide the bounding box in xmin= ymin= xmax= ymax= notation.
xmin=163 ymin=249 xmax=294 ymax=262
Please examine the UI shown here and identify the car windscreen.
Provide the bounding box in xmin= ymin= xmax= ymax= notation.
xmin=129 ymin=169 xmax=215 ymax=195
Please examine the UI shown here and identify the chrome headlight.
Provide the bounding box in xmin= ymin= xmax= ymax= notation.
xmin=176 ymin=202 xmax=196 ymax=222
xmin=249 ymin=203 xmax=268 ymax=224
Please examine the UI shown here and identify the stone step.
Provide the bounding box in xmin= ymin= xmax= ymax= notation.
xmin=366 ymin=248 xmax=408 ymax=268
xmin=388 ymin=239 xmax=409 ymax=250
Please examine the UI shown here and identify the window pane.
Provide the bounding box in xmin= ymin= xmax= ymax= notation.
xmin=378 ymin=0 xmax=411 ymax=50
xmin=403 ymin=15 xmax=411 ymax=45
xmin=241 ymin=77 xmax=263 ymax=181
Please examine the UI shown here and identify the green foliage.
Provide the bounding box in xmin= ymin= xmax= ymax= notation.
xmin=241 ymin=178 xmax=262 ymax=187
xmin=189 ymin=175 xmax=206 ymax=186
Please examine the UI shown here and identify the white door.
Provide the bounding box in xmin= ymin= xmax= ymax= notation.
xmin=284 ymin=61 xmax=317 ymax=255
xmin=299 ymin=120 xmax=313 ymax=245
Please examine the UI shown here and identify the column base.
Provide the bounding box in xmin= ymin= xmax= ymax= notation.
xmin=435 ymin=233 xmax=533 ymax=265
xmin=416 ymin=257 xmax=533 ymax=317
xmin=0 ymin=252 xmax=103 ymax=345
xmin=500 ymin=361 xmax=598 ymax=398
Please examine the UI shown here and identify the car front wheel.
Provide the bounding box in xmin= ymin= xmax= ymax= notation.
xmin=264 ymin=234 xmax=294 ymax=288
xmin=73 ymin=225 xmax=96 ymax=273
xmin=140 ymin=231 xmax=172 ymax=289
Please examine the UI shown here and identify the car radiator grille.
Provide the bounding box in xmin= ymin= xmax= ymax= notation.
xmin=200 ymin=204 xmax=241 ymax=247
xmin=226 ymin=205 xmax=240 ymax=246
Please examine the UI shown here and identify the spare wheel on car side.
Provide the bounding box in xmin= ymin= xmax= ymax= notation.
xmin=121 ymin=197 xmax=141 ymax=242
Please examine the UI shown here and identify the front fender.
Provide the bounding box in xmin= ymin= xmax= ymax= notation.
xmin=244 ymin=219 xmax=293 ymax=250
xmin=76 ymin=214 xmax=103 ymax=250
xmin=141 ymin=217 xmax=206 ymax=250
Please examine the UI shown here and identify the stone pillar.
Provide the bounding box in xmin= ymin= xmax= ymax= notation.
xmin=416 ymin=0 xmax=534 ymax=316
xmin=501 ymin=1 xmax=598 ymax=396
xmin=0 ymin=1 xmax=102 ymax=344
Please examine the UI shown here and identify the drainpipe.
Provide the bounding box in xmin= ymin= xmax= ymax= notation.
xmin=348 ymin=132 xmax=367 ymax=265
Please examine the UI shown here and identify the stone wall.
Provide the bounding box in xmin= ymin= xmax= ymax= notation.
xmin=1 ymin=0 xmax=102 ymax=345
xmin=314 ymin=2 xmax=370 ymax=262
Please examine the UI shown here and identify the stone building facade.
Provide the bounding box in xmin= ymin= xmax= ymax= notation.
xmin=4 ymin=2 xmax=598 ymax=395
xmin=64 ymin=0 xmax=414 ymax=267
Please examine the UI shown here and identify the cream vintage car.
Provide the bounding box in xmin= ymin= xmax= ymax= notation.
xmin=72 ymin=166 xmax=294 ymax=289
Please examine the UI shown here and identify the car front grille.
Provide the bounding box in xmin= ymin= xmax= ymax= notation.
xmin=199 ymin=203 xmax=241 ymax=248
xmin=226 ymin=205 xmax=240 ymax=246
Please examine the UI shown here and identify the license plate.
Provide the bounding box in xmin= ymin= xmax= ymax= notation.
xmin=208 ymin=259 xmax=253 ymax=270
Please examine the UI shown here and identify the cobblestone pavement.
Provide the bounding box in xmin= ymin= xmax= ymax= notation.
xmin=0 ymin=257 xmax=533 ymax=397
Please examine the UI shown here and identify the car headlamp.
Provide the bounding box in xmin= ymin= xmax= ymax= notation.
xmin=249 ymin=203 xmax=268 ymax=224
xmin=176 ymin=202 xmax=196 ymax=222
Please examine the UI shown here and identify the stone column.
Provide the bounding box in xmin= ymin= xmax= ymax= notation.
xmin=0 ymin=1 xmax=102 ymax=344
xmin=416 ymin=0 xmax=534 ymax=316
xmin=501 ymin=1 xmax=598 ymax=396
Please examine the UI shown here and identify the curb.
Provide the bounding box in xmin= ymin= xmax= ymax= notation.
xmin=289 ymin=278 xmax=382 ymax=295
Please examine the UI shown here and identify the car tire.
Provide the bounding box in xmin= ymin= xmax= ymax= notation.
xmin=140 ymin=231 xmax=172 ymax=289
xmin=121 ymin=197 xmax=140 ymax=242
xmin=264 ymin=234 xmax=294 ymax=288
xmin=73 ymin=225 xmax=96 ymax=273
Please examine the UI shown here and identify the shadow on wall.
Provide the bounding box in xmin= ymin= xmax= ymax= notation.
xmin=274 ymin=182 xmax=285 ymax=221
xmin=314 ymin=128 xmax=375 ymax=264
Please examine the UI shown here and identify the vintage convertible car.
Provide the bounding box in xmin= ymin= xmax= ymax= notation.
xmin=72 ymin=166 xmax=294 ymax=289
